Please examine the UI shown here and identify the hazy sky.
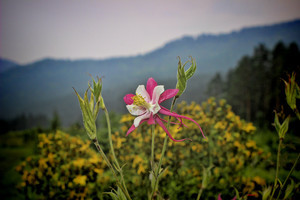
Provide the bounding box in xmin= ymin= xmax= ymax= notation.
xmin=1 ymin=0 xmax=300 ymax=65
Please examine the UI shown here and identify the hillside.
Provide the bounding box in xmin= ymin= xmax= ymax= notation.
xmin=0 ymin=59 xmax=18 ymax=73
xmin=1 ymin=19 xmax=300 ymax=126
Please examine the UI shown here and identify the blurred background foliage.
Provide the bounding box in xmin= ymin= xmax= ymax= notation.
xmin=206 ymin=41 xmax=300 ymax=130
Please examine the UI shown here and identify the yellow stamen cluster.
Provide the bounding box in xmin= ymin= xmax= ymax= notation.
xmin=132 ymin=95 xmax=150 ymax=108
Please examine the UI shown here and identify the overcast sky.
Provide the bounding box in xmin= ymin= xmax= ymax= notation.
xmin=1 ymin=0 xmax=300 ymax=65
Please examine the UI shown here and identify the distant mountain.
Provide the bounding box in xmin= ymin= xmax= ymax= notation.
xmin=0 ymin=59 xmax=18 ymax=73
xmin=1 ymin=19 xmax=300 ymax=126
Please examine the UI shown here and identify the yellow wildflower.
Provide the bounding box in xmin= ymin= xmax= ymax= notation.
xmin=73 ymin=175 xmax=87 ymax=186
xmin=73 ymin=159 xmax=85 ymax=168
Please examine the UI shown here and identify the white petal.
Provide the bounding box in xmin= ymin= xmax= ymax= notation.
xmin=151 ymin=85 xmax=164 ymax=104
xmin=136 ymin=85 xmax=150 ymax=102
xmin=134 ymin=111 xmax=151 ymax=127
xmin=150 ymin=103 xmax=161 ymax=115
xmin=126 ymin=105 xmax=146 ymax=116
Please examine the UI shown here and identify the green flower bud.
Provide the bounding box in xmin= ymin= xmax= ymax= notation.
xmin=176 ymin=56 xmax=197 ymax=97
xmin=74 ymin=76 xmax=104 ymax=140
xmin=273 ymin=111 xmax=290 ymax=139
xmin=283 ymin=72 xmax=299 ymax=111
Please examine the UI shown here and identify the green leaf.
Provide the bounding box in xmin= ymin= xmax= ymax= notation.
xmin=73 ymin=88 xmax=97 ymax=140
xmin=201 ymin=165 xmax=213 ymax=189
xmin=279 ymin=116 xmax=290 ymax=139
xmin=176 ymin=57 xmax=187 ymax=97
xmin=89 ymin=92 xmax=94 ymax=112
xmin=99 ymin=95 xmax=106 ymax=109
xmin=278 ymin=179 xmax=283 ymax=188
xmin=176 ymin=56 xmax=197 ymax=97
xmin=185 ymin=57 xmax=197 ymax=80
xmin=233 ymin=187 xmax=240 ymax=199
xmin=117 ymin=186 xmax=127 ymax=200
xmin=284 ymin=179 xmax=295 ymax=199
xmin=93 ymin=76 xmax=102 ymax=101
xmin=103 ymin=192 xmax=119 ymax=200
xmin=262 ymin=186 xmax=272 ymax=200
xmin=274 ymin=112 xmax=281 ymax=134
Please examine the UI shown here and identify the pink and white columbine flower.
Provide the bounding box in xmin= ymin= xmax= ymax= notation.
xmin=123 ymin=77 xmax=205 ymax=142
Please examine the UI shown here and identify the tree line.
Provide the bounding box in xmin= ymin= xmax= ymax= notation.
xmin=206 ymin=41 xmax=300 ymax=129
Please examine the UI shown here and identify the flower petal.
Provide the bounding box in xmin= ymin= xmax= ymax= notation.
xmin=151 ymin=85 xmax=164 ymax=104
xmin=126 ymin=119 xmax=147 ymax=136
xmin=123 ymin=94 xmax=135 ymax=105
xmin=147 ymin=113 xmax=155 ymax=125
xmin=159 ymin=108 xmax=206 ymax=138
xmin=134 ymin=111 xmax=151 ymax=127
xmin=155 ymin=117 xmax=191 ymax=142
xmin=158 ymin=89 xmax=179 ymax=104
xmin=136 ymin=85 xmax=150 ymax=102
xmin=126 ymin=105 xmax=146 ymax=116
xmin=146 ymin=77 xmax=157 ymax=99
xmin=149 ymin=103 xmax=161 ymax=115
xmin=218 ymin=194 xmax=222 ymax=200
xmin=126 ymin=124 xmax=137 ymax=136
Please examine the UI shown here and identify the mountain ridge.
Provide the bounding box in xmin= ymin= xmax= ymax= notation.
xmin=1 ymin=19 xmax=300 ymax=126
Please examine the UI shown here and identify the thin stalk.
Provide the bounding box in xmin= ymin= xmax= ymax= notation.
xmin=92 ymin=139 xmax=127 ymax=197
xmin=270 ymin=138 xmax=283 ymax=200
xmin=103 ymin=107 xmax=131 ymax=200
xmin=104 ymin=107 xmax=119 ymax=167
xmin=276 ymin=153 xmax=300 ymax=200
xmin=151 ymin=97 xmax=177 ymax=199
xmin=196 ymin=187 xmax=203 ymax=200
xmin=151 ymin=124 xmax=155 ymax=168
xmin=295 ymin=109 xmax=300 ymax=121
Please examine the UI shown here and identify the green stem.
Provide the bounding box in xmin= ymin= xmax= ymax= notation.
xmin=295 ymin=108 xmax=300 ymax=121
xmin=276 ymin=153 xmax=300 ymax=200
xmin=150 ymin=97 xmax=177 ymax=199
xmin=196 ymin=187 xmax=203 ymax=200
xmin=270 ymin=138 xmax=283 ymax=200
xmin=103 ymin=107 xmax=131 ymax=200
xmin=151 ymin=124 xmax=155 ymax=168
xmin=92 ymin=140 xmax=125 ymax=194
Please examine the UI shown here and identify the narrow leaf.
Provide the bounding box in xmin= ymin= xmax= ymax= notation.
xmin=279 ymin=116 xmax=290 ymax=139
xmin=89 ymin=92 xmax=94 ymax=112
xmin=284 ymin=179 xmax=295 ymax=199
xmin=103 ymin=192 xmax=119 ymax=200
xmin=262 ymin=187 xmax=272 ymax=200
xmin=185 ymin=57 xmax=197 ymax=80
xmin=176 ymin=57 xmax=187 ymax=97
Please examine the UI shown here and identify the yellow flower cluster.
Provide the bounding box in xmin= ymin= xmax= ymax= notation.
xmin=16 ymin=131 xmax=111 ymax=199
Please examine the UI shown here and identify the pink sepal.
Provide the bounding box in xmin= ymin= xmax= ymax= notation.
xmin=126 ymin=119 xmax=148 ymax=136
xmin=158 ymin=89 xmax=179 ymax=104
xmin=146 ymin=77 xmax=157 ymax=99
xmin=147 ymin=113 xmax=156 ymax=125
xmin=159 ymin=107 xmax=206 ymax=139
xmin=155 ymin=116 xmax=192 ymax=142
xmin=123 ymin=94 xmax=135 ymax=105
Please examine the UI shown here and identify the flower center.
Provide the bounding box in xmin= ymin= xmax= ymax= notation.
xmin=132 ymin=95 xmax=151 ymax=109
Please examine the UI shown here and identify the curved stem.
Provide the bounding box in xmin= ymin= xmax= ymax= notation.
xmin=276 ymin=153 xmax=300 ymax=200
xmin=196 ymin=187 xmax=203 ymax=200
xmin=151 ymin=97 xmax=177 ymax=199
xmin=151 ymin=124 xmax=155 ymax=168
xmin=103 ymin=107 xmax=131 ymax=200
xmin=270 ymin=138 xmax=283 ymax=200
xmin=92 ymin=140 xmax=126 ymax=195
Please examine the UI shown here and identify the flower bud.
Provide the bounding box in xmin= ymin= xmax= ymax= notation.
xmin=176 ymin=56 xmax=197 ymax=97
